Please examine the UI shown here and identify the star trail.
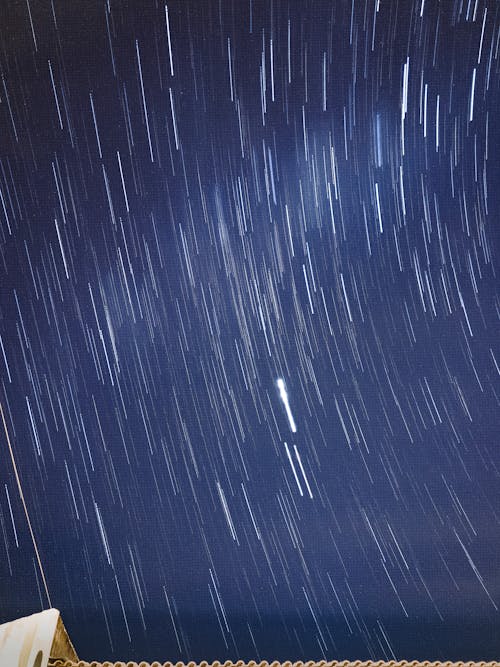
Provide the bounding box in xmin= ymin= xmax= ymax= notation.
xmin=0 ymin=0 xmax=499 ymax=663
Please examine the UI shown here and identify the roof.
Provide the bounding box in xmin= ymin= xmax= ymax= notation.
xmin=2 ymin=610 xmax=499 ymax=667
xmin=47 ymin=662 xmax=500 ymax=667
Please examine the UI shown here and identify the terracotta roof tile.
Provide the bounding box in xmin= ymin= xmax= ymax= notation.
xmin=48 ymin=661 xmax=500 ymax=667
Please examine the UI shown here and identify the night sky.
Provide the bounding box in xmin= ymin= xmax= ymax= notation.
xmin=0 ymin=0 xmax=499 ymax=663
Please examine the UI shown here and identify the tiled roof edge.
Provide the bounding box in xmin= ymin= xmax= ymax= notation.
xmin=48 ymin=660 xmax=500 ymax=667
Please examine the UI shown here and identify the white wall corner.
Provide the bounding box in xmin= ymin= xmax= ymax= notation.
xmin=0 ymin=608 xmax=78 ymax=667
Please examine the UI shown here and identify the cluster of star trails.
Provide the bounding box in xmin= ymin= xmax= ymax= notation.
xmin=0 ymin=0 xmax=498 ymax=661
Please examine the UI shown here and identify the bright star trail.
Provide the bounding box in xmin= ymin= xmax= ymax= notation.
xmin=277 ymin=378 xmax=297 ymax=433
xmin=0 ymin=0 xmax=499 ymax=663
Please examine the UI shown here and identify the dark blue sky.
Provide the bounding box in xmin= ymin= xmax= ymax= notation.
xmin=0 ymin=0 xmax=499 ymax=662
